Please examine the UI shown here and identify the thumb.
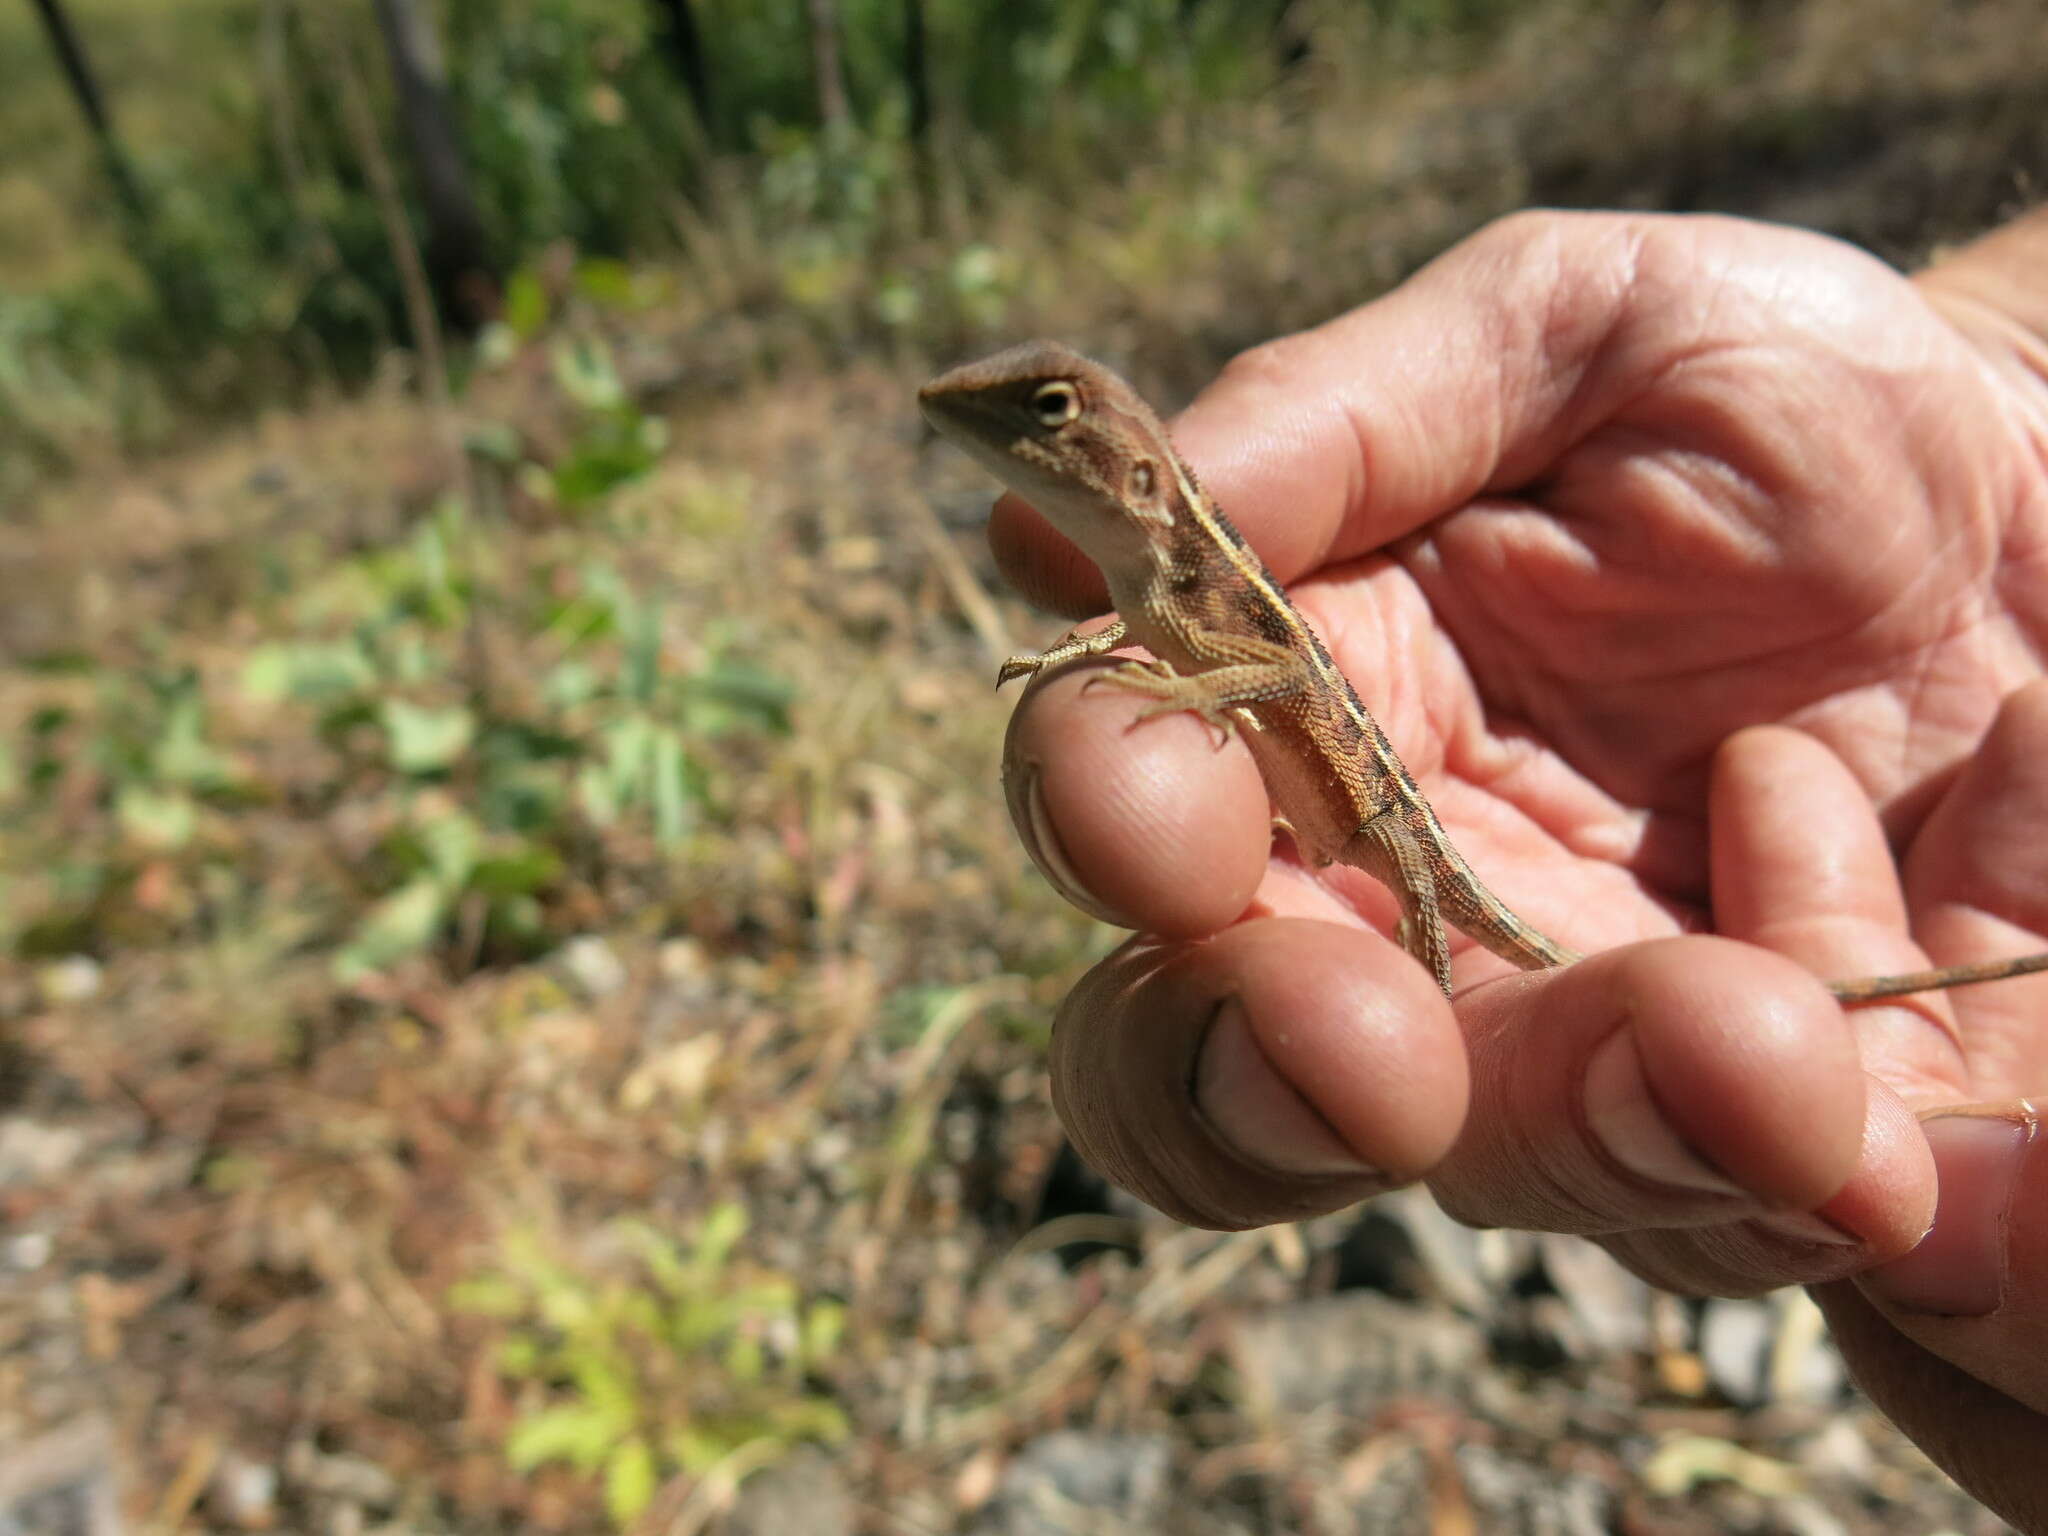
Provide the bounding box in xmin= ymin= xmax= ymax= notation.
xmin=988 ymin=208 xmax=1658 ymax=611
xmin=1812 ymin=1099 xmax=2048 ymax=1531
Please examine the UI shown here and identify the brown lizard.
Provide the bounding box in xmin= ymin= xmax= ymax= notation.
xmin=919 ymin=339 xmax=2048 ymax=1005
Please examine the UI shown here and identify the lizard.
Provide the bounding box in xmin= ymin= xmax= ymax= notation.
xmin=918 ymin=338 xmax=2048 ymax=1006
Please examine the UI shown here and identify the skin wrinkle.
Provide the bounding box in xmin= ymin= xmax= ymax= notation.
xmin=1506 ymin=215 xmax=1640 ymax=483
xmin=944 ymin=210 xmax=2048 ymax=1518
xmin=1579 ymin=430 xmax=1783 ymax=576
xmin=1824 ymin=591 xmax=2026 ymax=824
xmin=1616 ymin=351 xmax=1821 ymax=554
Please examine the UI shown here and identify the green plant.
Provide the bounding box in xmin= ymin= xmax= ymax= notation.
xmin=236 ymin=491 xmax=791 ymax=980
xmin=452 ymin=1206 xmax=849 ymax=1527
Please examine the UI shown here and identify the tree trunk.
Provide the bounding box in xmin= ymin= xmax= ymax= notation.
xmin=27 ymin=0 xmax=148 ymax=224
xmin=647 ymin=0 xmax=716 ymax=143
xmin=804 ymin=0 xmax=850 ymax=129
xmin=369 ymin=0 xmax=497 ymax=330
xmin=901 ymin=0 xmax=929 ymax=146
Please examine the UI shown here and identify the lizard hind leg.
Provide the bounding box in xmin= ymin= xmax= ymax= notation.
xmin=1346 ymin=811 xmax=1455 ymax=996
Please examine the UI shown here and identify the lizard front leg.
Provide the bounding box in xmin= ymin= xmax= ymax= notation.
xmin=1088 ymin=633 xmax=1306 ymax=742
xmin=997 ymin=619 xmax=1130 ymax=687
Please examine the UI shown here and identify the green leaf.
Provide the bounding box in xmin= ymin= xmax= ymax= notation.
xmin=496 ymin=1333 xmax=542 ymax=1375
xmin=574 ymin=258 xmax=639 ymax=309
xmin=465 ymin=418 xmax=523 ymax=465
xmin=617 ymin=1220 xmax=692 ymax=1299
xmin=381 ymin=699 xmax=476 ymax=775
xmin=415 ymin=808 xmax=483 ymax=889
xmin=569 ymin=1351 xmax=640 ymax=1422
xmin=578 ymin=760 xmax=622 ymax=828
xmin=725 ymin=1334 xmax=764 ymax=1384
xmin=506 ymin=1403 xmax=627 ymax=1475
xmin=535 ymin=1275 xmax=599 ymax=1335
xmin=620 ymin=593 xmax=661 ymax=704
xmin=543 ymin=659 xmax=601 ymax=708
xmin=335 ymin=878 xmax=449 ymax=982
xmin=692 ymin=1203 xmax=746 ymax=1283
xmin=650 ymin=727 xmax=689 ymax=847
xmin=475 ymin=322 xmax=519 ymax=370
xmin=117 ymin=786 xmax=196 ymax=849
xmin=240 ymin=641 xmax=374 ymax=703
xmin=669 ymin=1426 xmax=734 ymax=1476
xmin=724 ymin=1279 xmax=798 ymax=1318
xmin=678 ymin=662 xmax=794 ymax=735
xmin=448 ymin=1275 xmax=528 ymax=1318
xmin=766 ymin=1398 xmax=849 ymax=1443
xmin=471 ymin=844 xmax=562 ymax=898
xmin=552 ymin=337 xmax=625 ymax=412
xmin=604 ymin=1437 xmax=660 ymax=1525
xmin=505 ymin=268 xmax=549 ymax=338
xmin=152 ymin=692 xmax=234 ymax=789
xmin=552 ymin=425 xmax=659 ymax=508
xmin=801 ymin=1301 xmax=846 ymax=1367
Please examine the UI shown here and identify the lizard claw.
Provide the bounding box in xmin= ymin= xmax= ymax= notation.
xmin=1086 ymin=662 xmax=1240 ymax=745
xmin=996 ymin=654 xmax=1043 ymax=687
xmin=1133 ymin=695 xmax=1237 ymax=746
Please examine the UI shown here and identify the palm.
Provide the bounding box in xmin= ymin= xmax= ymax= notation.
xmin=1294 ymin=218 xmax=2048 ymax=990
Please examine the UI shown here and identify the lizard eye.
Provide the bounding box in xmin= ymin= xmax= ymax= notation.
xmin=1029 ymin=381 xmax=1081 ymax=428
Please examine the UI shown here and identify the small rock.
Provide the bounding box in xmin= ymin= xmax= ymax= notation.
xmin=1768 ymin=1289 xmax=1845 ymax=1405
xmin=970 ymin=1432 xmax=1171 ymax=1536
xmin=0 ymin=1121 xmax=87 ymax=1188
xmin=556 ymin=936 xmax=627 ymax=1000
xmin=725 ymin=1447 xmax=854 ymax=1536
xmin=284 ymin=1444 xmax=398 ymax=1508
xmin=1770 ymin=1496 xmax=1850 ymax=1536
xmin=1538 ymin=1234 xmax=1652 ymax=1355
xmin=656 ymin=937 xmax=711 ymax=992
xmin=1377 ymin=1189 xmax=1529 ymax=1310
xmin=210 ymin=1450 xmax=278 ymax=1529
xmin=0 ymin=1418 xmax=124 ymax=1536
xmin=35 ymin=957 xmax=102 ymax=1006
xmin=1796 ymin=1417 xmax=1875 ymax=1482
xmin=1698 ymin=1298 xmax=1772 ymax=1406
xmin=1457 ymin=1444 xmax=1614 ymax=1536
xmin=1227 ymin=1293 xmax=1483 ymax=1419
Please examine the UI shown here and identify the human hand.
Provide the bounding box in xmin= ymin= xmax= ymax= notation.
xmin=995 ymin=209 xmax=2048 ymax=1264
xmin=994 ymin=205 xmax=2048 ymax=1520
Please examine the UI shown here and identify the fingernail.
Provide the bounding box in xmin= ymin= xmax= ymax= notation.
xmin=1582 ymin=1030 xmax=1746 ymax=1197
xmin=1750 ymin=1208 xmax=1864 ymax=1248
xmin=1001 ymin=756 xmax=1120 ymax=925
xmin=1862 ymin=1103 xmax=2036 ymax=1317
xmin=1192 ymin=999 xmax=1378 ymax=1177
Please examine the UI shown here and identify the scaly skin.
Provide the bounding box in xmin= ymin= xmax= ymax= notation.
xmin=919 ymin=340 xmax=2048 ymax=1005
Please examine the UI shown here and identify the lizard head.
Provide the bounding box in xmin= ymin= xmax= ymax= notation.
xmin=919 ymin=340 xmax=1184 ymax=572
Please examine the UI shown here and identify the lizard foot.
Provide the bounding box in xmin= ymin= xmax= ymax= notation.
xmin=1087 ymin=661 xmax=1239 ymax=745
xmin=996 ymin=653 xmax=1046 ymax=687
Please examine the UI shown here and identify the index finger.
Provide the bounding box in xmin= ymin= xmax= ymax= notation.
xmin=986 ymin=209 xmax=1662 ymax=615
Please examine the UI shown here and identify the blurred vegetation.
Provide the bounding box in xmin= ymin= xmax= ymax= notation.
xmin=5 ymin=0 xmax=2037 ymax=509
xmin=452 ymin=1208 xmax=848 ymax=1526
xmin=1 ymin=0 xmax=2043 ymax=1530
xmin=0 ymin=0 xmax=1340 ymax=492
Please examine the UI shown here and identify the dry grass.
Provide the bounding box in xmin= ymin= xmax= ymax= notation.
xmin=2 ymin=1 xmax=2045 ymax=1531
